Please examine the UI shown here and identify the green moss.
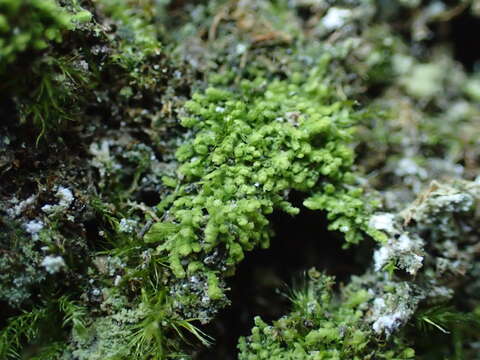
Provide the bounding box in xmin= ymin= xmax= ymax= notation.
xmin=0 ymin=0 xmax=95 ymax=139
xmin=0 ymin=0 xmax=78 ymax=68
xmin=96 ymin=0 xmax=160 ymax=63
xmin=146 ymin=56 xmax=377 ymax=292
xmin=2 ymin=0 xmax=480 ymax=359
xmin=206 ymin=272 xmax=222 ymax=300
xmin=1 ymin=0 xmax=181 ymax=142
xmin=17 ymin=55 xmax=93 ymax=143
xmin=304 ymin=186 xmax=384 ymax=245
xmin=63 ymin=288 xmax=210 ymax=360
xmin=0 ymin=307 xmax=49 ymax=359
xmin=238 ymin=270 xmax=415 ymax=360
xmin=238 ymin=179 xmax=480 ymax=359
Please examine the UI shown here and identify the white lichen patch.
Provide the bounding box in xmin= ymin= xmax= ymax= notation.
xmin=89 ymin=139 xmax=113 ymax=167
xmin=433 ymin=193 xmax=473 ymax=213
xmin=396 ymin=233 xmax=414 ymax=252
xmin=42 ymin=186 xmax=75 ymax=214
xmin=57 ymin=186 xmax=74 ymax=207
xmin=369 ymin=283 xmax=419 ymax=336
xmin=395 ymin=158 xmax=427 ymax=179
xmin=369 ymin=213 xmax=397 ymax=234
xmin=321 ymin=7 xmax=352 ymax=30
xmin=370 ymin=211 xmax=425 ymax=275
xmin=7 ymin=194 xmax=37 ymax=218
xmin=24 ymin=220 xmax=44 ymax=240
xmin=373 ymin=232 xmax=424 ymax=275
xmin=373 ymin=247 xmax=391 ymax=272
xmin=89 ymin=139 xmax=121 ymax=180
xmin=118 ymin=218 xmax=137 ymax=234
xmin=372 ymin=309 xmax=407 ymax=335
xmin=41 ymin=255 xmax=66 ymax=274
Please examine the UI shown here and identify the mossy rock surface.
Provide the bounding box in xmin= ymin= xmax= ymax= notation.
xmin=1 ymin=1 xmax=480 ymax=359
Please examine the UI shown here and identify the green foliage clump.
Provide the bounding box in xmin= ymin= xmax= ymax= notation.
xmin=64 ymin=289 xmax=210 ymax=360
xmin=0 ymin=0 xmax=93 ymax=139
xmin=1 ymin=0 xmax=179 ymax=142
xmin=0 ymin=0 xmax=90 ymax=69
xmin=17 ymin=55 xmax=92 ymax=143
xmin=238 ymin=270 xmax=415 ymax=360
xmin=5 ymin=1 xmax=480 ymax=359
xmin=0 ymin=296 xmax=87 ymax=359
xmin=146 ymin=55 xmax=376 ymax=283
xmin=96 ymin=0 xmax=160 ymax=69
xmin=415 ymin=305 xmax=480 ymax=335
xmin=0 ymin=307 xmax=49 ymax=359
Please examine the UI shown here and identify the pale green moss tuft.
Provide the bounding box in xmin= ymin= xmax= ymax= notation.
xmin=238 ymin=270 xmax=415 ymax=360
xmin=146 ymin=57 xmax=377 ymax=297
xmin=0 ymin=0 xmax=89 ymax=69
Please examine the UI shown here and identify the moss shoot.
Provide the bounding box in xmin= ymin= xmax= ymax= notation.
xmin=1 ymin=0 xmax=480 ymax=359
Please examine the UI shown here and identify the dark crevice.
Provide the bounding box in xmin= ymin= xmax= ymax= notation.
xmin=296 ymin=6 xmax=314 ymax=23
xmin=194 ymin=191 xmax=374 ymax=360
xmin=139 ymin=190 xmax=161 ymax=206
xmin=450 ymin=10 xmax=480 ymax=71
xmin=84 ymin=218 xmax=103 ymax=250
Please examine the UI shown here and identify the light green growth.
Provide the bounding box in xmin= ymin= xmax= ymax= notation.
xmin=238 ymin=270 xmax=415 ymax=360
xmin=0 ymin=0 xmax=89 ymax=69
xmin=96 ymin=0 xmax=161 ymax=71
xmin=464 ymin=75 xmax=480 ymax=101
xmin=400 ymin=62 xmax=445 ymax=99
xmin=304 ymin=185 xmax=385 ymax=244
xmin=145 ymin=56 xmax=377 ymax=284
xmin=206 ymin=272 xmax=223 ymax=300
xmin=2 ymin=0 xmax=480 ymax=359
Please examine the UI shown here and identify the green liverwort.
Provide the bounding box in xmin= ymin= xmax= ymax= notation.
xmin=146 ymin=55 xmax=378 ymax=291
